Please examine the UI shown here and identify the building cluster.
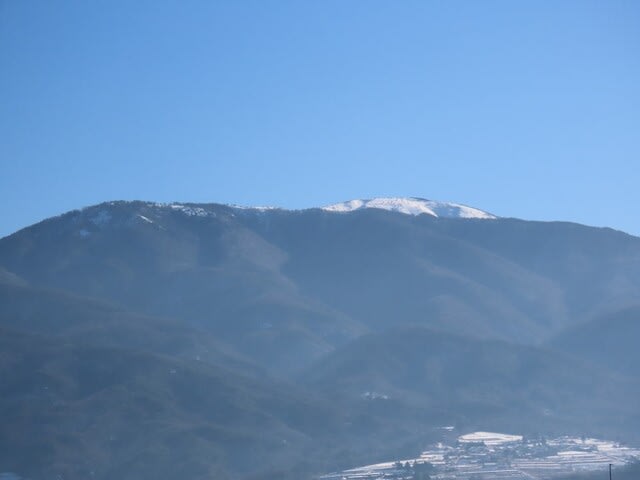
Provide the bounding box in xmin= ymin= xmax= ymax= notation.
xmin=320 ymin=431 xmax=640 ymax=480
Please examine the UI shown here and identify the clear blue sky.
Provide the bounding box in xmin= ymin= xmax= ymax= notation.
xmin=1 ymin=1 xmax=639 ymax=237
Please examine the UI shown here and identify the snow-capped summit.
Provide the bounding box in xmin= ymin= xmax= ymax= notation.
xmin=322 ymin=197 xmax=497 ymax=219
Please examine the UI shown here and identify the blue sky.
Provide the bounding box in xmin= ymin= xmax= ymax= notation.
xmin=1 ymin=1 xmax=639 ymax=237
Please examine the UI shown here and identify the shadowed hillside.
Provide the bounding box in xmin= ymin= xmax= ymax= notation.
xmin=300 ymin=326 xmax=640 ymax=441
xmin=549 ymin=305 xmax=640 ymax=378
xmin=0 ymin=328 xmax=373 ymax=480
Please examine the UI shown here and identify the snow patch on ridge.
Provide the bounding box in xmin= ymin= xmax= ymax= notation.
xmin=168 ymin=204 xmax=210 ymax=217
xmin=230 ymin=204 xmax=280 ymax=212
xmin=72 ymin=198 xmax=495 ymax=222
xmin=322 ymin=197 xmax=496 ymax=219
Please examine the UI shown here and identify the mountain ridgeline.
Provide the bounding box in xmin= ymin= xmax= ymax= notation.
xmin=1 ymin=198 xmax=639 ymax=480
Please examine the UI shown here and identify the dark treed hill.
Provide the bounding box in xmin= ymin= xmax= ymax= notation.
xmin=299 ymin=326 xmax=640 ymax=441
xmin=237 ymin=208 xmax=567 ymax=342
xmin=428 ymin=218 xmax=640 ymax=318
xmin=0 ymin=285 xmax=443 ymax=479
xmin=0 ymin=328 xmax=390 ymax=480
xmin=549 ymin=305 xmax=640 ymax=378
xmin=240 ymin=209 xmax=640 ymax=334
xmin=0 ymin=281 xmax=259 ymax=376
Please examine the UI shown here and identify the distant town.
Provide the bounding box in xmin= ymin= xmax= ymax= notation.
xmin=320 ymin=431 xmax=640 ymax=480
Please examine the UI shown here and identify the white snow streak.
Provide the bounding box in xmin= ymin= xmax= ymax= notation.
xmin=322 ymin=197 xmax=496 ymax=219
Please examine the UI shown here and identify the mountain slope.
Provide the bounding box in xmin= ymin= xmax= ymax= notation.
xmin=300 ymin=326 xmax=640 ymax=440
xmin=0 ymin=281 xmax=258 ymax=375
xmin=241 ymin=208 xmax=568 ymax=341
xmin=0 ymin=327 xmax=360 ymax=480
xmin=3 ymin=200 xmax=640 ymax=375
xmin=430 ymin=218 xmax=640 ymax=318
xmin=0 ymin=202 xmax=368 ymax=374
xmin=549 ymin=305 xmax=640 ymax=378
xmin=2 ymin=199 xmax=640 ymax=478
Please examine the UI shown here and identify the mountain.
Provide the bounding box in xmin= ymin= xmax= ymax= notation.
xmin=2 ymin=199 xmax=640 ymax=375
xmin=235 ymin=203 xmax=640 ymax=344
xmin=1 ymin=198 xmax=640 ymax=478
xmin=299 ymin=326 xmax=640 ymax=440
xmin=0 ymin=201 xmax=368 ymax=375
xmin=549 ymin=305 xmax=640 ymax=377
xmin=0 ymin=283 xmax=420 ymax=479
xmin=0 ymin=327 xmax=371 ymax=480
xmin=0 ymin=281 xmax=258 ymax=375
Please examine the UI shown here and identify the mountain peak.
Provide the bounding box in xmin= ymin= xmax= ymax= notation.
xmin=321 ymin=197 xmax=497 ymax=219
